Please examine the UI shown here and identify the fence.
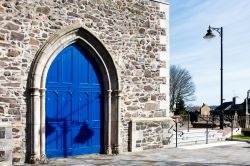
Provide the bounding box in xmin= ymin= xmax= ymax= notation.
xmin=175 ymin=113 xmax=250 ymax=130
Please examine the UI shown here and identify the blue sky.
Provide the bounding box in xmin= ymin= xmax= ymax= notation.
xmin=169 ymin=0 xmax=250 ymax=106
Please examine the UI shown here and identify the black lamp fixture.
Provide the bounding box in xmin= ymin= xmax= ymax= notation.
xmin=203 ymin=26 xmax=216 ymax=39
xmin=203 ymin=25 xmax=224 ymax=129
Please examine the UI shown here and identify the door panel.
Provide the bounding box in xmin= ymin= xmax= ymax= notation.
xmin=62 ymin=50 xmax=73 ymax=84
xmin=46 ymin=91 xmax=59 ymax=121
xmin=61 ymin=91 xmax=72 ymax=121
xmin=46 ymin=44 xmax=103 ymax=158
xmin=78 ymin=92 xmax=89 ymax=123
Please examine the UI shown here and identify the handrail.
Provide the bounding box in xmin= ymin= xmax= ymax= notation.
xmin=197 ymin=114 xmax=231 ymax=127
xmin=172 ymin=119 xmax=184 ymax=147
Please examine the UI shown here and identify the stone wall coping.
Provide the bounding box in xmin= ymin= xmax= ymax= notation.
xmin=0 ymin=122 xmax=11 ymax=127
xmin=131 ymin=117 xmax=173 ymax=123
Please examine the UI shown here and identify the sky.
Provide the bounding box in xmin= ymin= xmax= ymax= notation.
xmin=169 ymin=0 xmax=250 ymax=106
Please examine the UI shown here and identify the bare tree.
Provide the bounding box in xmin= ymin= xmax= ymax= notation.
xmin=170 ymin=65 xmax=195 ymax=111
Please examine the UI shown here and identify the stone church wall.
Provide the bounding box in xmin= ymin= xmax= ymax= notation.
xmin=0 ymin=0 xmax=170 ymax=164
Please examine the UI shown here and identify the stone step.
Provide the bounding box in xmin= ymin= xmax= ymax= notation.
xmin=169 ymin=138 xmax=225 ymax=147
xmin=170 ymin=129 xmax=225 ymax=147
xmin=173 ymin=131 xmax=222 ymax=138
xmin=172 ymin=137 xmax=224 ymax=143
xmin=173 ymin=132 xmax=223 ymax=138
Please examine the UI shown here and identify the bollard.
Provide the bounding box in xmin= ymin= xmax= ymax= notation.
xmin=231 ymin=115 xmax=234 ymax=140
xmin=206 ymin=115 xmax=208 ymax=144
xmin=175 ymin=120 xmax=178 ymax=148
xmin=212 ymin=114 xmax=214 ymax=130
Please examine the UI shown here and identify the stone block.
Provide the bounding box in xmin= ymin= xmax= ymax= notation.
xmin=67 ymin=12 xmax=80 ymax=17
xmin=0 ymin=128 xmax=5 ymax=139
xmin=0 ymin=61 xmax=8 ymax=67
xmin=36 ymin=6 xmax=50 ymax=15
xmin=0 ymin=33 xmax=5 ymax=40
xmin=144 ymin=85 xmax=154 ymax=91
xmin=10 ymin=32 xmax=24 ymax=41
xmin=7 ymin=49 xmax=20 ymax=57
xmin=130 ymin=118 xmax=173 ymax=152
xmin=0 ymin=42 xmax=10 ymax=47
xmin=0 ymin=107 xmax=4 ymax=114
xmin=0 ymin=151 xmax=4 ymax=161
xmin=0 ymin=98 xmax=16 ymax=104
xmin=144 ymin=103 xmax=159 ymax=111
xmin=148 ymin=122 xmax=160 ymax=127
xmin=0 ymin=123 xmax=12 ymax=165
xmin=1 ymin=83 xmax=20 ymax=87
xmin=3 ymin=22 xmax=19 ymax=31
xmin=139 ymin=96 xmax=148 ymax=102
xmin=127 ymin=106 xmax=140 ymax=111
xmin=29 ymin=38 xmax=39 ymax=46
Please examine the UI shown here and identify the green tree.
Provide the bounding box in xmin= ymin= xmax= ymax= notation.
xmin=174 ymin=97 xmax=187 ymax=115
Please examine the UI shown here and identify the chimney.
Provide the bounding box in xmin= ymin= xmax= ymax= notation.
xmin=232 ymin=97 xmax=236 ymax=106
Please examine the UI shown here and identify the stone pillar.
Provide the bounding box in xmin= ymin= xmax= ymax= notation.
xmin=39 ymin=88 xmax=48 ymax=163
xmin=113 ymin=90 xmax=122 ymax=154
xmin=105 ymin=90 xmax=112 ymax=154
xmin=30 ymin=88 xmax=41 ymax=163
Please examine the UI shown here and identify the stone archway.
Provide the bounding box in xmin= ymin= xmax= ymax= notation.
xmin=27 ymin=25 xmax=120 ymax=163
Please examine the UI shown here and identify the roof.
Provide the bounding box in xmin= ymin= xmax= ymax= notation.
xmin=209 ymin=105 xmax=218 ymax=110
xmin=214 ymin=98 xmax=250 ymax=114
xmin=230 ymin=98 xmax=250 ymax=110
xmin=186 ymin=106 xmax=200 ymax=112
xmin=214 ymin=102 xmax=233 ymax=111
xmin=241 ymin=98 xmax=250 ymax=105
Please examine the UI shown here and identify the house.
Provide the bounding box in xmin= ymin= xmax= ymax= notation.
xmin=186 ymin=104 xmax=211 ymax=122
xmin=199 ymin=103 xmax=211 ymax=116
xmin=213 ymin=97 xmax=250 ymax=115
xmin=0 ymin=0 xmax=171 ymax=164
xmin=228 ymin=98 xmax=250 ymax=115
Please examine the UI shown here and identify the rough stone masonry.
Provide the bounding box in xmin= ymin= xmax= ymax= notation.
xmin=0 ymin=0 xmax=171 ymax=164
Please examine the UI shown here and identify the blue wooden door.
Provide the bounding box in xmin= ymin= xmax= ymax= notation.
xmin=45 ymin=44 xmax=103 ymax=158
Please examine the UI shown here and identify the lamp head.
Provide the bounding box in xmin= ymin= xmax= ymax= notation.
xmin=203 ymin=26 xmax=215 ymax=39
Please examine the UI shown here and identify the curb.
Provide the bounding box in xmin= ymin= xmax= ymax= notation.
xmin=226 ymin=138 xmax=250 ymax=143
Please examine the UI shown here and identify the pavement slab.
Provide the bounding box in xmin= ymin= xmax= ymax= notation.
xmin=28 ymin=141 xmax=250 ymax=166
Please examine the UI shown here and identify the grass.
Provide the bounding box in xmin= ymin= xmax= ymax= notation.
xmin=233 ymin=134 xmax=250 ymax=140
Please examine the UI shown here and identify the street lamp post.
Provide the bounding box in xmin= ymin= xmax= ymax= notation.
xmin=246 ymin=90 xmax=250 ymax=128
xmin=203 ymin=25 xmax=224 ymax=129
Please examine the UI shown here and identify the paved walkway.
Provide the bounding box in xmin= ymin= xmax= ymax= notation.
xmin=45 ymin=141 xmax=249 ymax=166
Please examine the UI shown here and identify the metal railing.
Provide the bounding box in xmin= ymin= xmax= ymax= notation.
xmin=172 ymin=117 xmax=184 ymax=147
xmin=171 ymin=113 xmax=249 ymax=147
xmin=176 ymin=113 xmax=249 ymax=129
